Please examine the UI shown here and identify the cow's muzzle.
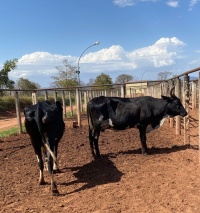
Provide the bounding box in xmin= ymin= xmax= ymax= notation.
xmin=180 ymin=111 xmax=188 ymax=117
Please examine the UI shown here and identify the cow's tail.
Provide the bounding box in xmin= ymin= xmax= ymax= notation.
xmin=43 ymin=143 xmax=57 ymax=163
xmin=36 ymin=102 xmax=57 ymax=164
xmin=87 ymin=102 xmax=93 ymax=130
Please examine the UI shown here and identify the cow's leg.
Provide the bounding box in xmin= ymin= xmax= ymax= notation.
xmin=89 ymin=127 xmax=96 ymax=157
xmin=25 ymin=120 xmax=46 ymax=184
xmin=89 ymin=127 xmax=101 ymax=158
xmin=45 ymin=132 xmax=59 ymax=196
xmin=94 ymin=134 xmax=100 ymax=158
xmin=31 ymin=142 xmax=46 ymax=185
xmin=46 ymin=148 xmax=59 ymax=195
xmin=53 ymin=141 xmax=59 ymax=172
xmin=42 ymin=146 xmax=48 ymax=171
xmin=36 ymin=150 xmax=45 ymax=185
xmin=138 ymin=126 xmax=148 ymax=154
xmin=93 ymin=126 xmax=101 ymax=158
xmin=30 ymin=136 xmax=46 ymax=184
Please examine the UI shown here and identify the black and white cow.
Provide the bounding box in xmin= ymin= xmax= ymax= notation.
xmin=87 ymin=87 xmax=187 ymax=158
xmin=24 ymin=100 xmax=65 ymax=195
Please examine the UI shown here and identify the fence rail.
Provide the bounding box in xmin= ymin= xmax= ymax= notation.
xmin=0 ymin=67 xmax=200 ymax=155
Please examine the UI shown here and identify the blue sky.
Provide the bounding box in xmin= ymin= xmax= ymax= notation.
xmin=0 ymin=0 xmax=200 ymax=87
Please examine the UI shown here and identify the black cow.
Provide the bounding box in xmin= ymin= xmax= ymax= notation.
xmin=24 ymin=100 xmax=65 ymax=195
xmin=87 ymin=87 xmax=187 ymax=158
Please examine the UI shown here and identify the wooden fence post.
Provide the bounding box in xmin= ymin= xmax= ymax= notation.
xmin=175 ymin=77 xmax=181 ymax=135
xmin=32 ymin=92 xmax=37 ymax=105
xmin=183 ymin=74 xmax=190 ymax=145
xmin=191 ymin=81 xmax=197 ymax=109
xmin=15 ymin=91 xmax=22 ymax=134
xmin=121 ymin=85 xmax=125 ymax=98
xmin=54 ymin=91 xmax=57 ymax=102
xmin=44 ymin=90 xmax=48 ymax=100
xmin=84 ymin=91 xmax=87 ymax=112
xmin=61 ymin=91 xmax=66 ymax=118
xmin=68 ymin=91 xmax=73 ymax=116
xmin=198 ymin=73 xmax=200 ymax=161
xmin=169 ymin=80 xmax=174 ymax=128
xmin=76 ymin=88 xmax=81 ymax=127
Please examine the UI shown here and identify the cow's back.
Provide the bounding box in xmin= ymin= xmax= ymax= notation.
xmin=24 ymin=101 xmax=65 ymax=143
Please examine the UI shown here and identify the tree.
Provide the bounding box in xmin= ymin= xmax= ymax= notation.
xmin=51 ymin=59 xmax=78 ymax=87
xmin=93 ymin=73 xmax=113 ymax=89
xmin=0 ymin=58 xmax=18 ymax=89
xmin=157 ymin=71 xmax=172 ymax=80
xmin=16 ymin=78 xmax=40 ymax=90
xmin=16 ymin=78 xmax=40 ymax=95
xmin=115 ymin=74 xmax=134 ymax=84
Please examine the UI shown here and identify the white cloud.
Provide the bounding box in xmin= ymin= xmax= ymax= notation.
xmin=189 ymin=0 xmax=199 ymax=11
xmin=113 ymin=0 xmax=136 ymax=7
xmin=9 ymin=37 xmax=186 ymax=87
xmin=166 ymin=1 xmax=179 ymax=8
xmin=113 ymin=0 xmax=199 ymax=10
xmin=127 ymin=37 xmax=185 ymax=67
xmin=18 ymin=51 xmax=73 ymax=65
xmin=10 ymin=52 xmax=77 ymax=87
xmin=113 ymin=0 xmax=158 ymax=7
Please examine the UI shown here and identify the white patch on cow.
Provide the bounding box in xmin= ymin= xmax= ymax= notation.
xmin=44 ymin=160 xmax=48 ymax=171
xmin=36 ymin=155 xmax=45 ymax=184
xmin=99 ymin=115 xmax=104 ymax=122
xmin=39 ymin=170 xmax=43 ymax=183
xmin=146 ymin=117 xmax=167 ymax=133
xmin=95 ymin=136 xmax=98 ymax=139
xmin=159 ymin=117 xmax=166 ymax=126
xmin=36 ymin=155 xmax=39 ymax=163
xmin=109 ymin=118 xmax=114 ymax=127
xmin=53 ymin=159 xmax=59 ymax=171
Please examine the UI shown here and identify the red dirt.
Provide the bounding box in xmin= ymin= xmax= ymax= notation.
xmin=1 ymin=109 xmax=200 ymax=213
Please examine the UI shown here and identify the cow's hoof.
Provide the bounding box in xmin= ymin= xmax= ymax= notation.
xmin=52 ymin=189 xmax=59 ymax=196
xmin=39 ymin=180 xmax=46 ymax=185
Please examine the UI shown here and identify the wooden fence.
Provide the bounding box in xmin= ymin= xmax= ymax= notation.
xmin=0 ymin=66 xmax=200 ymax=155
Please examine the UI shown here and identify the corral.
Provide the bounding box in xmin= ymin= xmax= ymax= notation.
xmin=1 ymin=108 xmax=200 ymax=212
xmin=1 ymin=67 xmax=200 ymax=212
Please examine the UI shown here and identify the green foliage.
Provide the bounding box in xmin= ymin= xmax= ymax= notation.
xmin=115 ymin=74 xmax=134 ymax=84
xmin=51 ymin=59 xmax=78 ymax=87
xmin=0 ymin=96 xmax=32 ymax=112
xmin=15 ymin=78 xmax=41 ymax=95
xmin=0 ymin=59 xmax=18 ymax=90
xmin=93 ymin=73 xmax=113 ymax=89
xmin=16 ymin=78 xmax=40 ymax=90
xmin=0 ymin=95 xmax=75 ymax=113
xmin=0 ymin=126 xmax=26 ymax=138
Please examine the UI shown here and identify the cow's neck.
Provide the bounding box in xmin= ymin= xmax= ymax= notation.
xmin=151 ymin=99 xmax=169 ymax=118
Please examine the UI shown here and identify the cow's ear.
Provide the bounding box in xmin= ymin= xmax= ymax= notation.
xmin=55 ymin=101 xmax=62 ymax=108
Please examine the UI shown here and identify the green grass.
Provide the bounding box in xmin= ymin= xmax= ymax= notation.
xmin=0 ymin=126 xmax=26 ymax=139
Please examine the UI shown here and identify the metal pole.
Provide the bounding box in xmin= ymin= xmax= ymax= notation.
xmin=76 ymin=41 xmax=100 ymax=85
xmin=76 ymin=41 xmax=100 ymax=127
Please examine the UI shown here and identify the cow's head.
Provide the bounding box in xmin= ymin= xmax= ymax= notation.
xmin=161 ymin=86 xmax=188 ymax=117
xmin=42 ymin=101 xmax=63 ymax=124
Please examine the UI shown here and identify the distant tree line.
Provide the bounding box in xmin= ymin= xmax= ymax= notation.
xmin=0 ymin=58 xmax=173 ymax=95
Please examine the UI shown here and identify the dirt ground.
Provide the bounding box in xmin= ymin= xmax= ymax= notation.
xmin=0 ymin=109 xmax=200 ymax=213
